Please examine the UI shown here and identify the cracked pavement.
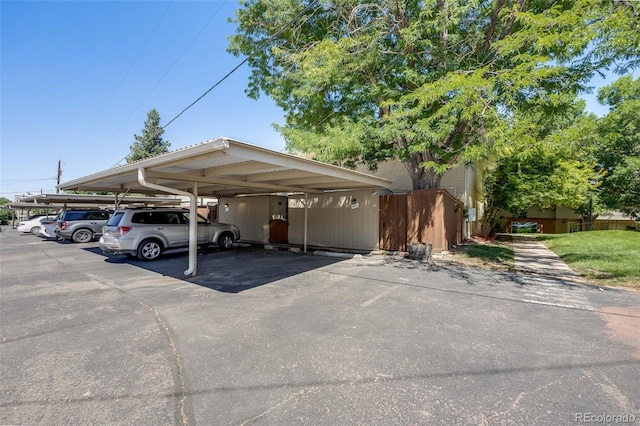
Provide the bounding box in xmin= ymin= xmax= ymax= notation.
xmin=2 ymin=230 xmax=639 ymax=425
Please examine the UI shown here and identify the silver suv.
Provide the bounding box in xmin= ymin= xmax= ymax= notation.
xmin=55 ymin=209 xmax=112 ymax=243
xmin=99 ymin=208 xmax=240 ymax=261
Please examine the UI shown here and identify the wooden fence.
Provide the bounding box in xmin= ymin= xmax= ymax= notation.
xmin=379 ymin=189 xmax=463 ymax=252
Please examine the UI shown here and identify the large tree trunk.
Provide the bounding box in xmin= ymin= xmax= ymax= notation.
xmin=404 ymin=152 xmax=443 ymax=190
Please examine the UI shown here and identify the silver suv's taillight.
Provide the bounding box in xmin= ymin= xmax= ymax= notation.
xmin=116 ymin=226 xmax=131 ymax=237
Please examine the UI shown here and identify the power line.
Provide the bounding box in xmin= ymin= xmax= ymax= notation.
xmin=102 ymin=1 xmax=229 ymax=157
xmin=0 ymin=178 xmax=56 ymax=183
xmin=164 ymin=0 xmax=320 ymax=128
xmin=71 ymin=2 xmax=226 ymax=175
xmin=74 ymin=1 xmax=173 ymax=153
xmin=110 ymin=0 xmax=321 ymax=168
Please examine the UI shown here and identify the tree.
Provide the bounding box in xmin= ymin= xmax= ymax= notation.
xmin=481 ymin=97 xmax=599 ymax=234
xmin=593 ymin=76 xmax=640 ymax=218
xmin=127 ymin=109 xmax=171 ymax=163
xmin=229 ymin=0 xmax=639 ymax=189
xmin=0 ymin=197 xmax=13 ymax=225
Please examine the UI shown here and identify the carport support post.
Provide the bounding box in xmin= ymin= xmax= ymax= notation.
xmin=190 ymin=183 xmax=198 ymax=275
xmin=137 ymin=167 xmax=198 ymax=276
xmin=304 ymin=193 xmax=308 ymax=253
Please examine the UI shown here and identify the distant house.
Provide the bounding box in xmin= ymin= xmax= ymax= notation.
xmin=502 ymin=206 xmax=584 ymax=234
xmin=595 ymin=212 xmax=639 ymax=231
xmin=355 ymin=159 xmax=640 ymax=236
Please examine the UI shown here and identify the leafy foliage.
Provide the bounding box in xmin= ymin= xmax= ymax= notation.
xmin=127 ymin=109 xmax=170 ymax=163
xmin=0 ymin=197 xmax=12 ymax=224
xmin=481 ymin=97 xmax=599 ymax=232
xmin=229 ymin=0 xmax=639 ymax=189
xmin=593 ymin=76 xmax=640 ymax=218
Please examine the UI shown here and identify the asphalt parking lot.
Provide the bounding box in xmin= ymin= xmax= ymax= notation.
xmin=1 ymin=230 xmax=639 ymax=425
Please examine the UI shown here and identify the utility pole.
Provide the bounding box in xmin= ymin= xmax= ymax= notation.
xmin=56 ymin=160 xmax=62 ymax=194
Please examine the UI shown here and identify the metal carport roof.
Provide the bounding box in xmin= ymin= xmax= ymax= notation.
xmin=15 ymin=193 xmax=182 ymax=208
xmin=58 ymin=137 xmax=392 ymax=276
xmin=58 ymin=137 xmax=391 ymax=196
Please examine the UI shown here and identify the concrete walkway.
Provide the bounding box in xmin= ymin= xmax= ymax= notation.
xmin=512 ymin=238 xmax=585 ymax=282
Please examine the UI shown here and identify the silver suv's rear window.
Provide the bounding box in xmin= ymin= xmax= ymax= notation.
xmin=106 ymin=212 xmax=125 ymax=226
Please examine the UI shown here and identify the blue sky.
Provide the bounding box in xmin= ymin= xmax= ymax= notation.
xmin=0 ymin=1 xmax=632 ymax=201
xmin=1 ymin=0 xmax=287 ymax=200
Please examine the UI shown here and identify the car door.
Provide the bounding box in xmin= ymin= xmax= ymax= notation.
xmin=182 ymin=212 xmax=214 ymax=244
xmin=88 ymin=211 xmax=110 ymax=235
xmin=154 ymin=211 xmax=188 ymax=248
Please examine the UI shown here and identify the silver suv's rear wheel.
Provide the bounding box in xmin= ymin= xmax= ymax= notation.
xmin=72 ymin=229 xmax=93 ymax=243
xmin=137 ymin=239 xmax=163 ymax=261
xmin=219 ymin=233 xmax=234 ymax=250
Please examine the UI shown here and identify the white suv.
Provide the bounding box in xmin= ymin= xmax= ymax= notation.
xmin=99 ymin=208 xmax=240 ymax=261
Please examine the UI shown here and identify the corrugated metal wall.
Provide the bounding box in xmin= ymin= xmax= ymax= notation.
xmin=218 ymin=196 xmax=288 ymax=243
xmin=288 ymin=190 xmax=380 ymax=251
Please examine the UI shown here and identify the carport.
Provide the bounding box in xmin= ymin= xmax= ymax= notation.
xmin=58 ymin=137 xmax=391 ymax=276
xmin=16 ymin=193 xmax=182 ymax=209
xmin=12 ymin=193 xmax=182 ymax=209
xmin=6 ymin=194 xmax=181 ymax=226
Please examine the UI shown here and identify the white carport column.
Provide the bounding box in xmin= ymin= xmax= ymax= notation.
xmin=137 ymin=168 xmax=199 ymax=277
xmin=304 ymin=192 xmax=308 ymax=253
xmin=190 ymin=183 xmax=198 ymax=275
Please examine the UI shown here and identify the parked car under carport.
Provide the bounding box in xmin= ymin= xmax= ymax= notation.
xmin=57 ymin=137 xmax=392 ymax=276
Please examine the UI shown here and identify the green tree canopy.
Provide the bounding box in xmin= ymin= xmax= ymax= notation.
xmin=229 ymin=0 xmax=639 ymax=189
xmin=0 ymin=197 xmax=13 ymax=224
xmin=127 ymin=109 xmax=171 ymax=163
xmin=481 ymin=97 xmax=599 ymax=232
xmin=594 ymin=75 xmax=640 ymax=218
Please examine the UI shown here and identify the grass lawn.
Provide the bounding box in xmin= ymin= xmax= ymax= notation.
xmin=461 ymin=243 xmax=514 ymax=262
xmin=537 ymin=230 xmax=640 ymax=289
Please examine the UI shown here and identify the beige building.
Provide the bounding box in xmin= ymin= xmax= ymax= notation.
xmin=356 ymin=159 xmax=484 ymax=237
xmin=218 ymin=190 xmax=384 ymax=251
xmin=595 ymin=212 xmax=638 ymax=231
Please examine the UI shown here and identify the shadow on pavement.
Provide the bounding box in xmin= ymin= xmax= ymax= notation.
xmin=83 ymin=245 xmax=342 ymax=293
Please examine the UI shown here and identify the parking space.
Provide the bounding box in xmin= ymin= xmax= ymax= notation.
xmin=2 ymin=230 xmax=639 ymax=425
xmin=90 ymin=245 xmax=343 ymax=294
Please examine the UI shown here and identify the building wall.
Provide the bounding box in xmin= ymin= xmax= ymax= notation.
xmin=357 ymin=161 xmax=413 ymax=193
xmin=356 ymin=159 xmax=481 ymax=238
xmin=356 ymin=159 xmax=470 ymax=199
xmin=595 ymin=220 xmax=638 ymax=231
xmin=288 ymin=190 xmax=381 ymax=251
xmin=440 ymin=164 xmax=466 ymax=200
xmin=218 ymin=195 xmax=288 ymax=243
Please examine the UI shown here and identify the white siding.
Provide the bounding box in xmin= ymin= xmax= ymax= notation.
xmin=218 ymin=196 xmax=271 ymax=243
xmin=288 ymin=190 xmax=380 ymax=251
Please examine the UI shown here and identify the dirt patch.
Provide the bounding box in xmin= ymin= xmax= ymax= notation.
xmin=434 ymin=240 xmax=515 ymax=272
xmin=599 ymin=305 xmax=640 ymax=359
